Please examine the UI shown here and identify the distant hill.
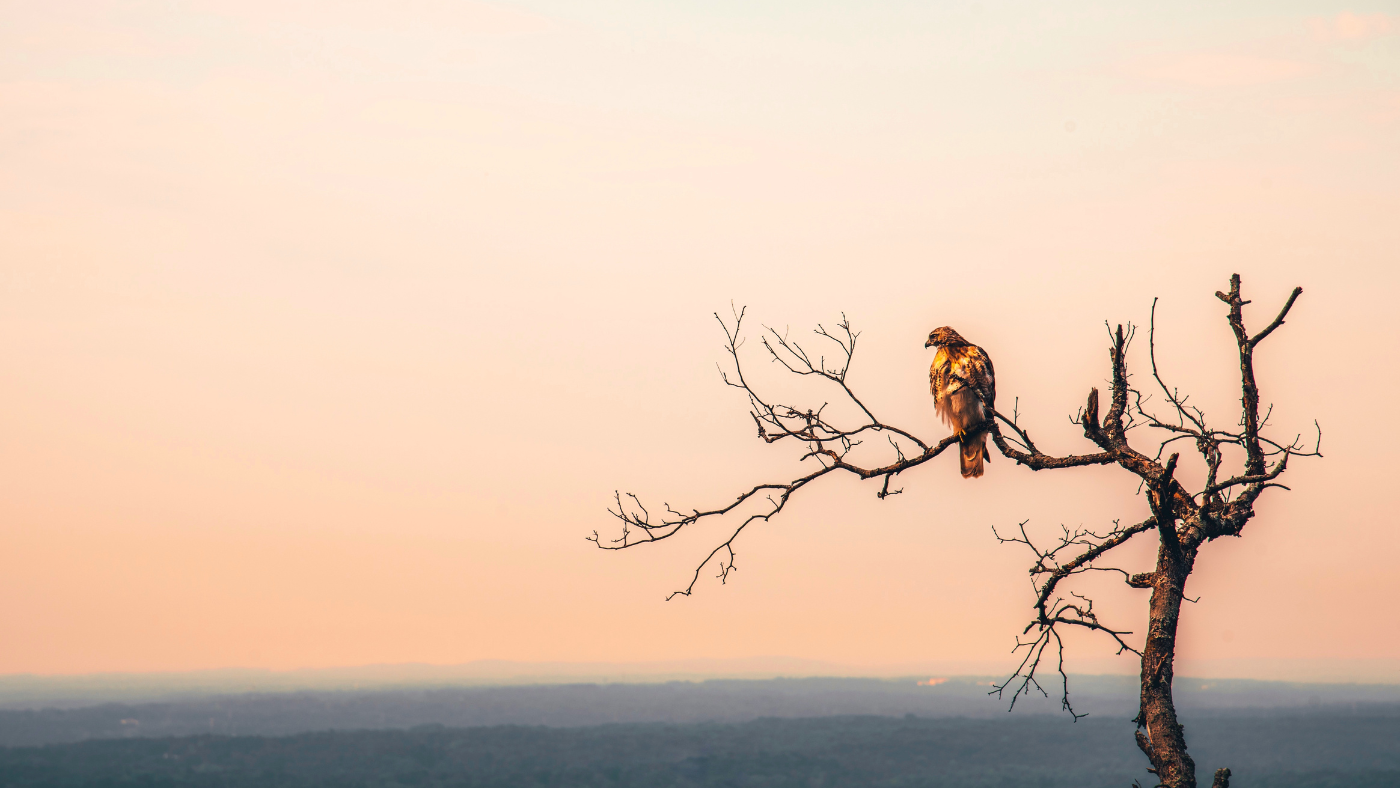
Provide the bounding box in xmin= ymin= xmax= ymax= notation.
xmin=5 ymin=658 xmax=1398 ymax=708
xmin=2 ymin=712 xmax=1398 ymax=788
xmin=3 ymin=675 xmax=1400 ymax=747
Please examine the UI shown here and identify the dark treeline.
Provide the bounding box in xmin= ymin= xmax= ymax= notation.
xmin=6 ymin=676 xmax=1399 ymax=748
xmin=3 ymin=711 xmax=1399 ymax=788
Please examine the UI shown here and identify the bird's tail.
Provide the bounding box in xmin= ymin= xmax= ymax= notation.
xmin=960 ymin=431 xmax=988 ymax=479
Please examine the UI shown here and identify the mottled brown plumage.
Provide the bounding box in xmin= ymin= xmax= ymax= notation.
xmin=926 ymin=326 xmax=996 ymax=478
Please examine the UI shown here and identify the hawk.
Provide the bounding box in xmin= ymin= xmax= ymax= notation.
xmin=926 ymin=326 xmax=996 ymax=478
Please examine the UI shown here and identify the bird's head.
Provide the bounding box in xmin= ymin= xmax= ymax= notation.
xmin=925 ymin=326 xmax=967 ymax=349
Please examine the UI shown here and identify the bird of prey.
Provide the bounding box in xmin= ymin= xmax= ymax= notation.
xmin=926 ymin=326 xmax=996 ymax=478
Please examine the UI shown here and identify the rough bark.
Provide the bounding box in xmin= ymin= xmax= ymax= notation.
xmin=1135 ymin=538 xmax=1199 ymax=787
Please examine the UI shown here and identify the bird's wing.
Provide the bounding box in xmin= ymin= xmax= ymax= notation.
xmin=970 ymin=345 xmax=995 ymax=410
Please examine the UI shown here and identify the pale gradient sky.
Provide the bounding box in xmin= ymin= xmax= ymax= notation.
xmin=1 ymin=1 xmax=1397 ymax=678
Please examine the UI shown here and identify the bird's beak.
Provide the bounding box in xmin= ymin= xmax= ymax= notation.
xmin=924 ymin=339 xmax=934 ymax=348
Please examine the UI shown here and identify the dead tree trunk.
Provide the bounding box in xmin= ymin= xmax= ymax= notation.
xmin=594 ymin=275 xmax=1318 ymax=788
xmin=1135 ymin=535 xmax=1197 ymax=786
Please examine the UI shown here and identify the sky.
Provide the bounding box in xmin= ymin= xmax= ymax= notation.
xmin=1 ymin=0 xmax=1398 ymax=681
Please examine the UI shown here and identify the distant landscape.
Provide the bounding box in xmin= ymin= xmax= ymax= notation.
xmin=3 ymin=708 xmax=1398 ymax=787
xmin=2 ymin=675 xmax=1398 ymax=787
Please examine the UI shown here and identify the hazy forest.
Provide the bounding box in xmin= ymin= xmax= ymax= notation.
xmin=2 ymin=678 xmax=1399 ymax=787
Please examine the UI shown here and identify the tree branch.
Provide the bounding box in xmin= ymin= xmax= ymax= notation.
xmin=599 ymin=276 xmax=1319 ymax=786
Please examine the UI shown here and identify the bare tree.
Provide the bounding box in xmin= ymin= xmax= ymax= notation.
xmin=591 ymin=274 xmax=1319 ymax=788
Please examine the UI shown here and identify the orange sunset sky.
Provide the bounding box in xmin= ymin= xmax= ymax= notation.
xmin=2 ymin=1 xmax=1398 ymax=680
